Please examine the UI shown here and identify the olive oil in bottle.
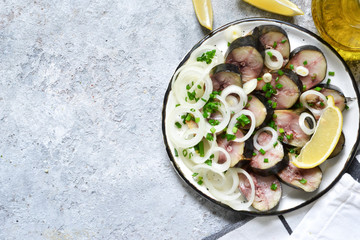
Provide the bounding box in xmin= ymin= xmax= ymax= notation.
xmin=312 ymin=0 xmax=360 ymax=61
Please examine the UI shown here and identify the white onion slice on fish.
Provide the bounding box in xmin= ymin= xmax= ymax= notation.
xmin=242 ymin=78 xmax=258 ymax=95
xmin=299 ymin=112 xmax=317 ymax=135
xmin=166 ymin=106 xmax=206 ymax=148
xmin=193 ymin=146 xmax=231 ymax=173
xmin=227 ymin=110 xmax=256 ymax=143
xmin=300 ymin=90 xmax=328 ymax=116
xmin=264 ymin=49 xmax=284 ymax=70
xmin=172 ymin=68 xmax=213 ymax=109
xmin=253 ymin=126 xmax=278 ymax=151
xmin=225 ymin=168 xmax=255 ymax=210
xmin=220 ymin=85 xmax=248 ymax=112
xmin=203 ymin=170 xmax=241 ymax=201
xmin=205 ymin=95 xmax=231 ymax=133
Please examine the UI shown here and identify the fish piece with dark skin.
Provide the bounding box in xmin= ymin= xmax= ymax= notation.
xmin=277 ymin=160 xmax=322 ymax=192
xmin=239 ymin=170 xmax=282 ymax=212
xmin=285 ymin=45 xmax=327 ymax=90
xmin=225 ymin=35 xmax=264 ymax=83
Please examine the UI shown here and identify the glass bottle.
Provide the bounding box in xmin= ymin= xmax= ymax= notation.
xmin=312 ymin=0 xmax=360 ymax=61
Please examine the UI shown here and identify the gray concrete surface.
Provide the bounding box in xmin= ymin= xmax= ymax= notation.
xmin=0 ymin=0 xmax=359 ymax=239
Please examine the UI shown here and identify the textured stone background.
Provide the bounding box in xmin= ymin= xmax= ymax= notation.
xmin=0 ymin=1 xmax=359 ymax=239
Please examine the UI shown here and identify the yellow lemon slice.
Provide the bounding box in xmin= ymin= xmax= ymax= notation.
xmin=243 ymin=0 xmax=304 ymax=16
xmin=292 ymin=96 xmax=343 ymax=169
xmin=192 ymin=0 xmax=213 ymax=30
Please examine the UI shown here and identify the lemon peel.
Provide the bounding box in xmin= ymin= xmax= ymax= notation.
xmin=243 ymin=0 xmax=304 ymax=17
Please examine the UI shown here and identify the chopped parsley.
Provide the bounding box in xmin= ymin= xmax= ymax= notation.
xmin=299 ymin=178 xmax=307 ymax=184
xmin=276 ymin=83 xmax=283 ymax=89
xmin=286 ymin=133 xmax=293 ymax=140
xmin=197 ymin=49 xmax=216 ymax=64
xmin=262 ymin=83 xmax=277 ymax=98
xmin=204 ymin=159 xmax=212 ymax=166
xmin=206 ymin=133 xmax=214 ymax=141
xmin=202 ymin=91 xmax=221 ymax=118
xmin=268 ymin=120 xmax=277 ymax=130
xmin=226 ymin=134 xmax=236 ymax=141
xmin=232 ymin=126 xmax=238 ymax=134
xmin=174 ymin=148 xmax=178 ymax=157
xmin=236 ymin=114 xmax=251 ymax=127
xmin=208 ymin=119 xmax=220 ymax=126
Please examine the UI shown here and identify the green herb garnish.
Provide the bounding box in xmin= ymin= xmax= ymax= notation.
xmin=197 ymin=49 xmax=216 ymax=64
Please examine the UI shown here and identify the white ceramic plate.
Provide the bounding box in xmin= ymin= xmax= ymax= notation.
xmin=162 ymin=18 xmax=360 ymax=215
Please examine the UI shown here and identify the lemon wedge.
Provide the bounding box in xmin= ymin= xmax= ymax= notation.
xmin=243 ymin=0 xmax=304 ymax=16
xmin=192 ymin=0 xmax=213 ymax=30
xmin=292 ymin=96 xmax=343 ymax=169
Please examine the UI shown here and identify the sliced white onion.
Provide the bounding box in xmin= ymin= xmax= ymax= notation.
xmin=188 ymin=45 xmax=224 ymax=66
xmin=166 ymin=106 xmax=206 ymax=148
xmin=205 ymin=95 xmax=231 ymax=133
xmin=212 ymin=147 xmax=231 ymax=173
xmin=224 ymin=25 xmax=243 ymax=43
xmin=225 ymin=168 xmax=255 ymax=210
xmin=242 ymin=78 xmax=257 ymax=94
xmin=299 ymin=112 xmax=317 ymax=135
xmin=173 ymin=69 xmax=213 ymax=109
xmin=223 ymin=168 xmax=240 ymax=195
xmin=300 ymin=90 xmax=328 ymax=116
xmin=220 ymin=85 xmax=248 ymax=112
xmin=171 ymin=63 xmax=209 ymax=90
xmin=187 ymin=134 xmax=218 ymax=164
xmin=227 ymin=110 xmax=256 ymax=143
xmin=295 ymin=66 xmax=309 ymax=76
xmin=193 ymin=146 xmax=231 ymax=173
xmin=204 ymin=172 xmax=242 ymax=202
xmin=264 ymin=49 xmax=284 ymax=70
xmin=253 ymin=126 xmax=279 ymax=151
xmin=262 ymin=72 xmax=272 ymax=83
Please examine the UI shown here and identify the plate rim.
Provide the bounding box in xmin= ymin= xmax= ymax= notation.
xmin=162 ymin=17 xmax=360 ymax=216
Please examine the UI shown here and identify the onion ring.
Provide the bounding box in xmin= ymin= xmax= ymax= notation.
xmin=253 ymin=127 xmax=279 ymax=151
xmin=299 ymin=112 xmax=317 ymax=135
